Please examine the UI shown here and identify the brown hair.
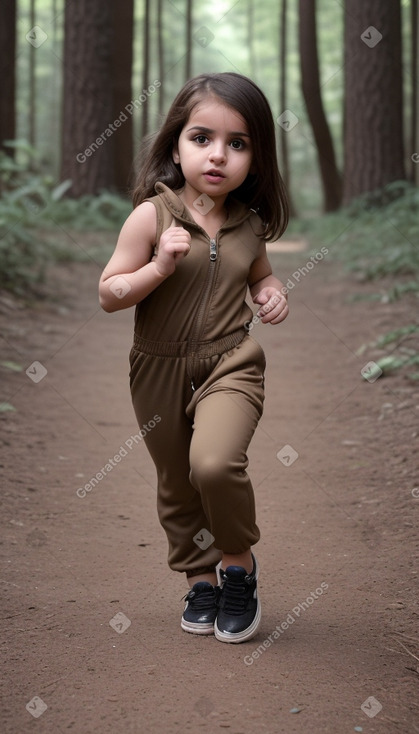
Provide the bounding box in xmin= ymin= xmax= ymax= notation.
xmin=132 ymin=72 xmax=289 ymax=241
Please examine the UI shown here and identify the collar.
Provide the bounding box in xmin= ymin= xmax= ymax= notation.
xmin=154 ymin=181 xmax=253 ymax=231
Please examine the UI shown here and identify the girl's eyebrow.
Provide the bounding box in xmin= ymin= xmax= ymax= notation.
xmin=187 ymin=125 xmax=250 ymax=138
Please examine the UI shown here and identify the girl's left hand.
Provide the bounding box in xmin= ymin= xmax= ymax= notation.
xmin=253 ymin=287 xmax=289 ymax=325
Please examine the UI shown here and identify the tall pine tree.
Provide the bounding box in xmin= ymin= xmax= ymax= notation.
xmin=60 ymin=0 xmax=114 ymax=196
xmin=343 ymin=0 xmax=405 ymax=202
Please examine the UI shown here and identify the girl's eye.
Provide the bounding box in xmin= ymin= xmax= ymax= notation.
xmin=230 ymin=139 xmax=245 ymax=150
xmin=194 ymin=135 xmax=208 ymax=144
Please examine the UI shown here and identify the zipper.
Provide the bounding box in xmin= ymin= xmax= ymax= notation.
xmin=187 ymin=236 xmax=218 ymax=390
xmin=209 ymin=238 xmax=217 ymax=261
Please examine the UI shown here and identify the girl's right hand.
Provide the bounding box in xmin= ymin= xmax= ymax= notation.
xmin=153 ymin=225 xmax=191 ymax=277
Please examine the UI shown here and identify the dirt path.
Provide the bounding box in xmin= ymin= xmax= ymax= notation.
xmin=1 ymin=245 xmax=418 ymax=733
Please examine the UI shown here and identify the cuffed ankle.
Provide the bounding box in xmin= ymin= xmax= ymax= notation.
xmin=186 ymin=565 xmax=217 ymax=579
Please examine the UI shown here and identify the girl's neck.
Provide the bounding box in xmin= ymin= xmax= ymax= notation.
xmin=178 ymin=185 xmax=228 ymax=239
xmin=178 ymin=184 xmax=227 ymax=215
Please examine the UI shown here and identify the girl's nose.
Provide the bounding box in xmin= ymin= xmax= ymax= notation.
xmin=209 ymin=143 xmax=226 ymax=163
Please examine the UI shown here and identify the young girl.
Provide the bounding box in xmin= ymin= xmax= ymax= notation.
xmin=99 ymin=72 xmax=289 ymax=644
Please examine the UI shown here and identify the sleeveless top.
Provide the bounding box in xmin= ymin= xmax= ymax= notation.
xmin=133 ymin=182 xmax=265 ymax=346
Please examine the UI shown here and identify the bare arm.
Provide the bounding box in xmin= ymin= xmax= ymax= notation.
xmin=99 ymin=202 xmax=191 ymax=313
xmin=248 ymin=244 xmax=289 ymax=325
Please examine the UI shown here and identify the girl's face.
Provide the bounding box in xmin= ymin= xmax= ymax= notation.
xmin=173 ymin=97 xmax=253 ymax=203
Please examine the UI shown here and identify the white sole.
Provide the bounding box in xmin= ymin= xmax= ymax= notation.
xmin=214 ymin=599 xmax=261 ymax=643
xmin=181 ymin=619 xmax=214 ymax=635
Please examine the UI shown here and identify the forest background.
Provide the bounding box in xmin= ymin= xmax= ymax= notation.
xmin=0 ymin=0 xmax=418 ymax=377
xmin=1 ymin=5 xmax=419 ymax=731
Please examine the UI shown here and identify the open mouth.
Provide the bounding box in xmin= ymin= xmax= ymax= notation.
xmin=204 ymin=170 xmax=225 ymax=182
xmin=205 ymin=169 xmax=224 ymax=177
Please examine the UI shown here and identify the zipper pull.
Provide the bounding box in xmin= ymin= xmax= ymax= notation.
xmin=209 ymin=238 xmax=217 ymax=261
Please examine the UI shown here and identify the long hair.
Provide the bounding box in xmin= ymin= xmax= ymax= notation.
xmin=132 ymin=73 xmax=289 ymax=241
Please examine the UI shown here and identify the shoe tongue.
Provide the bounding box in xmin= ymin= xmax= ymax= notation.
xmin=192 ymin=581 xmax=213 ymax=591
xmin=224 ymin=565 xmax=247 ymax=579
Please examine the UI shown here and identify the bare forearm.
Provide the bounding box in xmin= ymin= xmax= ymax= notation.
xmin=250 ymin=274 xmax=287 ymax=302
xmin=99 ymin=261 xmax=168 ymax=312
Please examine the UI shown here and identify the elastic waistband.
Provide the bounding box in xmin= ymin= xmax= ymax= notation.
xmin=132 ymin=327 xmax=247 ymax=358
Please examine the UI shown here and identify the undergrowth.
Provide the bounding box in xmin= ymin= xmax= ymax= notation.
xmin=289 ymin=180 xmax=419 ymax=379
xmin=0 ymin=141 xmax=130 ymax=295
xmin=289 ymin=180 xmax=419 ymax=281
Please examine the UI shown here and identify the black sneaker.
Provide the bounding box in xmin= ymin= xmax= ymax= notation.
xmin=181 ymin=581 xmax=219 ymax=635
xmin=214 ymin=555 xmax=261 ymax=643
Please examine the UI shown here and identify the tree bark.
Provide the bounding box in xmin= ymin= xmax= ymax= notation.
xmin=141 ymin=0 xmax=151 ymax=139
xmin=29 ymin=0 xmax=36 ymax=149
xmin=50 ymin=0 xmax=60 ymax=176
xmin=60 ymin=0 xmax=114 ymax=196
xmin=0 ymin=0 xmax=16 ymax=155
xmin=185 ymin=0 xmax=193 ymax=80
xmin=279 ymin=0 xmax=297 ymax=217
xmin=248 ymin=0 xmax=256 ymax=77
xmin=298 ymin=0 xmax=342 ymax=212
xmin=410 ymin=0 xmax=418 ymax=183
xmin=157 ymin=0 xmax=164 ymax=115
xmin=112 ymin=0 xmax=134 ymax=194
xmin=343 ymin=0 xmax=405 ymax=203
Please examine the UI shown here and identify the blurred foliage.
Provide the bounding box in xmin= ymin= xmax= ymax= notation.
xmin=0 ymin=141 xmax=130 ymax=295
xmin=289 ymin=181 xmax=419 ymax=380
xmin=357 ymin=325 xmax=419 ymax=380
xmin=348 ymin=282 xmax=419 ymax=304
xmin=289 ymin=181 xmax=419 ymax=280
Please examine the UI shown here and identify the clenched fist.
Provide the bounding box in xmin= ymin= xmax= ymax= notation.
xmin=153 ymin=225 xmax=191 ymax=278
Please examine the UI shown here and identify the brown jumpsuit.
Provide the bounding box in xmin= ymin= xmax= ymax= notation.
xmin=129 ymin=182 xmax=266 ymax=575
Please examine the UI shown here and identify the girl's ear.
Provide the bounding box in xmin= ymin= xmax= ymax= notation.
xmin=172 ymin=143 xmax=180 ymax=164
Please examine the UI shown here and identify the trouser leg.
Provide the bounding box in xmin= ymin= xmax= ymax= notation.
xmin=187 ymin=336 xmax=265 ymax=554
xmin=129 ymin=352 xmax=222 ymax=573
xmin=189 ymin=387 xmax=262 ymax=554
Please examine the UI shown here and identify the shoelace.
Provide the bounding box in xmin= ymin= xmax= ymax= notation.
xmin=219 ymin=575 xmax=252 ymax=615
xmin=183 ymin=587 xmax=218 ymax=611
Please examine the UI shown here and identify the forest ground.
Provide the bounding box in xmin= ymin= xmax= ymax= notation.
xmin=1 ymin=236 xmax=418 ymax=734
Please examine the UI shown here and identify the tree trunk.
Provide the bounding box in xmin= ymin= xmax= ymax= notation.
xmin=343 ymin=0 xmax=405 ymax=203
xmin=298 ymin=0 xmax=342 ymax=212
xmin=112 ymin=0 xmax=134 ymax=194
xmin=29 ymin=0 xmax=36 ymax=149
xmin=141 ymin=0 xmax=151 ymax=139
xmin=50 ymin=0 xmax=60 ymax=175
xmin=248 ymin=0 xmax=256 ymax=77
xmin=185 ymin=0 xmax=192 ymax=80
xmin=0 ymin=0 xmax=16 ymax=155
xmin=157 ymin=0 xmax=164 ymax=115
xmin=60 ymin=0 xmax=114 ymax=196
xmin=279 ymin=0 xmax=297 ymax=217
xmin=411 ymin=0 xmax=418 ymax=184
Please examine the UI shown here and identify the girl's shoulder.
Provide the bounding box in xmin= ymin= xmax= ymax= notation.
xmin=143 ymin=184 xmax=179 ymax=243
xmin=118 ymin=200 xmax=157 ymax=247
xmin=246 ymin=210 xmax=265 ymax=241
